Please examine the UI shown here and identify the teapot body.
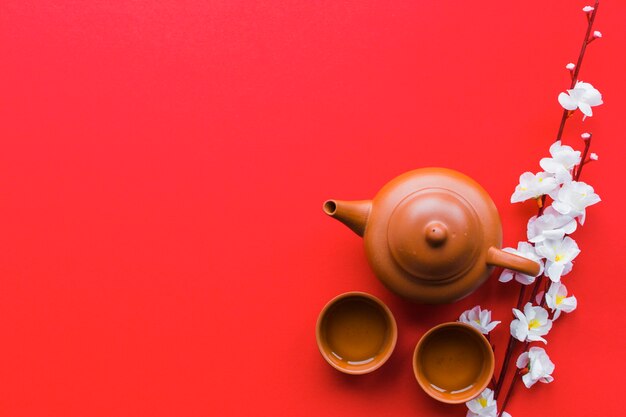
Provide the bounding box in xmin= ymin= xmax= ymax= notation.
xmin=363 ymin=168 xmax=502 ymax=303
xmin=324 ymin=167 xmax=540 ymax=304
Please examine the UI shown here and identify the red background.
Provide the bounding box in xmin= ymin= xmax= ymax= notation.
xmin=1 ymin=1 xmax=625 ymax=416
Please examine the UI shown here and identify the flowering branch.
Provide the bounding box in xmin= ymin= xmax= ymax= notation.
xmin=464 ymin=4 xmax=604 ymax=417
xmin=574 ymin=134 xmax=592 ymax=180
xmin=493 ymin=285 xmax=527 ymax=395
xmin=556 ymin=0 xmax=600 ymax=142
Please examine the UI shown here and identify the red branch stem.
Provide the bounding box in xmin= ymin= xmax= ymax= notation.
xmin=494 ymin=284 xmax=527 ymax=398
xmin=575 ymin=136 xmax=593 ymax=180
xmin=555 ymin=0 xmax=600 ymax=143
xmin=498 ymin=372 xmax=519 ymax=416
xmin=497 ymin=3 xmax=600 ymax=415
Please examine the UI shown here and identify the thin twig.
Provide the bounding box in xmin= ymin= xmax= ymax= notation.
xmin=494 ymin=336 xmax=516 ymax=398
xmin=575 ymin=136 xmax=593 ymax=180
xmin=556 ymin=0 xmax=600 ymax=143
xmin=494 ymin=285 xmax=526 ymax=398
xmin=496 ymin=2 xmax=601 ymax=410
xmin=498 ymin=372 xmax=519 ymax=416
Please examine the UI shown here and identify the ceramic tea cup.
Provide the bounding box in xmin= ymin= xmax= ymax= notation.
xmin=316 ymin=291 xmax=397 ymax=375
xmin=413 ymin=322 xmax=494 ymax=403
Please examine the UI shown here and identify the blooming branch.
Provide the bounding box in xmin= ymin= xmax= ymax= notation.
xmin=558 ymin=81 xmax=603 ymax=118
xmin=491 ymin=4 xmax=603 ymax=416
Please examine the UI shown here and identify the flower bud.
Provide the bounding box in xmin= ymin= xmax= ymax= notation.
xmin=582 ymin=6 xmax=594 ymax=13
xmin=590 ymin=153 xmax=598 ymax=161
xmin=581 ymin=132 xmax=591 ymax=140
xmin=565 ymin=63 xmax=575 ymax=71
xmin=593 ymin=30 xmax=602 ymax=38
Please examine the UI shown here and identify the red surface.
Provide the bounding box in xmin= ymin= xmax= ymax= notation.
xmin=1 ymin=1 xmax=625 ymax=416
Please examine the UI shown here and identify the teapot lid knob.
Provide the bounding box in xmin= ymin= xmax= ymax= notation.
xmin=386 ymin=189 xmax=482 ymax=283
xmin=425 ymin=221 xmax=447 ymax=247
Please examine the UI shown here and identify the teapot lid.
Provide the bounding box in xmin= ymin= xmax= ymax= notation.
xmin=363 ymin=168 xmax=502 ymax=303
xmin=387 ymin=188 xmax=482 ymax=283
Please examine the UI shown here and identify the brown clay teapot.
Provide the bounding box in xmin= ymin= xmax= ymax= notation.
xmin=323 ymin=168 xmax=540 ymax=303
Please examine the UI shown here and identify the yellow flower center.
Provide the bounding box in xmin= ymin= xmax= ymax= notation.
xmin=555 ymin=254 xmax=563 ymax=262
xmin=529 ymin=319 xmax=541 ymax=329
xmin=538 ymin=177 xmax=544 ymax=182
xmin=519 ymin=186 xmax=527 ymax=191
xmin=478 ymin=398 xmax=487 ymax=408
xmin=556 ymin=295 xmax=565 ymax=305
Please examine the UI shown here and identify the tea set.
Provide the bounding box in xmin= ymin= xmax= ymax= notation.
xmin=316 ymin=167 xmax=540 ymax=403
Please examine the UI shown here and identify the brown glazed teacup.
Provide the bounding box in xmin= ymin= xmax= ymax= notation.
xmin=413 ymin=322 xmax=494 ymax=403
xmin=316 ymin=292 xmax=397 ymax=375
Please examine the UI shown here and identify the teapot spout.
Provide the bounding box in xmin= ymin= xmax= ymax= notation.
xmin=323 ymin=199 xmax=372 ymax=237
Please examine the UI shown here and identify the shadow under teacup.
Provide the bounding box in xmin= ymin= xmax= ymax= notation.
xmin=316 ymin=291 xmax=397 ymax=375
xmin=413 ymin=322 xmax=494 ymax=403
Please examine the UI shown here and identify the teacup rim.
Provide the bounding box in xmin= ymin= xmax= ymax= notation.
xmin=315 ymin=291 xmax=398 ymax=375
xmin=412 ymin=321 xmax=495 ymax=404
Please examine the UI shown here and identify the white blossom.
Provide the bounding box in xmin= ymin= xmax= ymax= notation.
xmin=459 ymin=306 xmax=501 ymax=334
xmin=540 ymin=282 xmax=578 ymax=320
xmin=510 ymin=303 xmax=552 ymax=344
xmin=466 ymin=388 xmax=497 ymax=417
xmin=558 ymin=81 xmax=603 ymax=118
xmin=539 ymin=141 xmax=581 ymax=184
xmin=527 ymin=206 xmax=577 ymax=244
xmin=511 ymin=172 xmax=558 ymax=203
xmin=499 ymin=242 xmax=544 ymax=285
xmin=565 ymin=63 xmax=575 ymax=71
xmin=535 ymin=236 xmax=580 ymax=282
xmin=551 ymin=180 xmax=601 ymax=224
xmin=516 ymin=347 xmax=555 ymax=388
xmin=590 ymin=152 xmax=598 ymax=160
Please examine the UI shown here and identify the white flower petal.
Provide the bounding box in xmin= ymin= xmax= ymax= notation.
xmin=499 ymin=270 xmax=514 ymax=282
xmin=543 ymin=229 xmax=566 ymax=240
xmin=552 ymin=201 xmax=572 ymax=215
xmin=522 ymin=372 xmax=534 ymax=388
xmin=558 ymin=92 xmax=578 ymax=110
xmin=510 ymin=319 xmax=527 ymax=342
xmin=563 ymin=218 xmax=578 ymax=235
xmin=547 ymin=262 xmax=565 ymax=282
xmin=539 ymin=158 xmax=561 ymax=173
xmin=578 ymin=102 xmax=593 ymax=117
xmin=586 ymin=91 xmax=603 ymax=106
xmin=516 ymin=351 xmax=529 ymax=368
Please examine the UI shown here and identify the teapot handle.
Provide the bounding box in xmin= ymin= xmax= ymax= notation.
xmin=486 ymin=247 xmax=541 ymax=277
